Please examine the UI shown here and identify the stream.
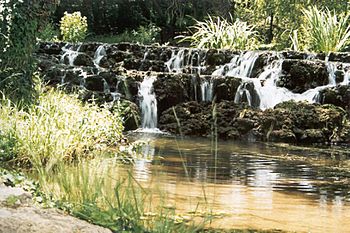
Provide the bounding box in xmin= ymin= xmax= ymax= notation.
xmin=122 ymin=133 xmax=350 ymax=233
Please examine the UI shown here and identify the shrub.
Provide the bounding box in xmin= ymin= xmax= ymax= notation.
xmin=179 ymin=15 xmax=257 ymax=50
xmin=38 ymin=22 xmax=60 ymax=42
xmin=87 ymin=24 xmax=161 ymax=45
xmin=0 ymin=84 xmax=123 ymax=170
xmin=302 ymin=6 xmax=350 ymax=52
xmin=0 ymin=0 xmax=54 ymax=106
xmin=60 ymin=11 xmax=88 ymax=43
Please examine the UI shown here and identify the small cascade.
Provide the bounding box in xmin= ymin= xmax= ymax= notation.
xmin=212 ymin=51 xmax=259 ymax=77
xmin=165 ymin=49 xmax=185 ymax=73
xmin=111 ymin=79 xmax=122 ymax=102
xmin=191 ymin=75 xmax=199 ymax=102
xmin=165 ymin=49 xmax=207 ymax=74
xmin=326 ymin=62 xmax=337 ymax=86
xmin=60 ymin=71 xmax=66 ymax=85
xmin=142 ymin=49 xmax=150 ymax=61
xmin=342 ymin=70 xmax=350 ymax=85
xmin=234 ymin=82 xmax=252 ymax=106
xmin=189 ymin=50 xmax=206 ymax=75
xmin=200 ymin=78 xmax=213 ymax=102
xmin=61 ymin=44 xmax=81 ymax=66
xmin=93 ymin=45 xmax=106 ymax=67
xmin=103 ymin=79 xmax=111 ymax=95
xmin=138 ymin=76 xmax=158 ymax=130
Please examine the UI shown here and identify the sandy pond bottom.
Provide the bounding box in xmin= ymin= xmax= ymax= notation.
xmin=118 ymin=133 xmax=350 ymax=233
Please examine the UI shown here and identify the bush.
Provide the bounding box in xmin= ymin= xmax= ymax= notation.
xmin=302 ymin=6 xmax=350 ymax=52
xmin=60 ymin=11 xmax=88 ymax=43
xmin=87 ymin=24 xmax=161 ymax=45
xmin=0 ymin=84 xmax=123 ymax=169
xmin=179 ymin=15 xmax=257 ymax=50
xmin=38 ymin=23 xmax=60 ymax=42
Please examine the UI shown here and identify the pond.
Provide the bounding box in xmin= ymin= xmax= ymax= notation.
xmin=122 ymin=133 xmax=350 ymax=232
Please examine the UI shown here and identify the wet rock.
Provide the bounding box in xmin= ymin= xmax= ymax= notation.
xmin=320 ymin=85 xmax=350 ymax=112
xmin=38 ymin=42 xmax=66 ymax=55
xmin=160 ymin=100 xmax=350 ymax=143
xmin=213 ymin=76 xmax=241 ymax=102
xmin=279 ymin=59 xmax=329 ymax=93
xmin=73 ymin=53 xmax=94 ymax=67
xmin=153 ymin=73 xmax=192 ymax=115
xmin=85 ymin=76 xmax=104 ymax=92
xmin=328 ymin=52 xmax=350 ymax=63
xmin=114 ymin=100 xmax=140 ymax=131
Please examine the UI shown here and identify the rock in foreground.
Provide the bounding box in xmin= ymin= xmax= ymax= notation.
xmin=0 ymin=184 xmax=111 ymax=233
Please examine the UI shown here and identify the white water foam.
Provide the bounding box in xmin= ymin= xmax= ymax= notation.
xmin=138 ymin=76 xmax=158 ymax=130
xmin=60 ymin=44 xmax=82 ymax=66
xmin=93 ymin=44 xmax=106 ymax=67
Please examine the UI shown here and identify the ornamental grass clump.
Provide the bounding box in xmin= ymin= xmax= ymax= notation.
xmin=179 ymin=15 xmax=257 ymax=50
xmin=0 ymin=85 xmax=123 ymax=170
xmin=302 ymin=6 xmax=350 ymax=52
xmin=60 ymin=11 xmax=88 ymax=43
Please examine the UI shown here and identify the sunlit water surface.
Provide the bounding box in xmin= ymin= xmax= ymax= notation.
xmin=120 ymin=133 xmax=350 ymax=233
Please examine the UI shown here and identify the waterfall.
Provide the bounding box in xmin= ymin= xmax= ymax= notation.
xmin=165 ymin=48 xmax=207 ymax=75
xmin=342 ymin=70 xmax=350 ymax=85
xmin=93 ymin=45 xmax=106 ymax=67
xmin=139 ymin=76 xmax=158 ymax=129
xmin=326 ymin=63 xmax=337 ymax=86
xmin=212 ymin=51 xmax=259 ymax=77
xmin=210 ymin=50 xmax=348 ymax=110
xmin=103 ymin=78 xmax=111 ymax=95
xmin=200 ymin=78 xmax=213 ymax=102
xmin=61 ymin=44 xmax=81 ymax=66
xmin=234 ymin=82 xmax=252 ymax=106
xmin=254 ymin=59 xmax=343 ymax=109
xmin=165 ymin=49 xmax=185 ymax=73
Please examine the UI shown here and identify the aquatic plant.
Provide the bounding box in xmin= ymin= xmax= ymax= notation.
xmin=302 ymin=6 xmax=350 ymax=52
xmin=37 ymin=159 xmax=204 ymax=233
xmin=179 ymin=15 xmax=257 ymax=50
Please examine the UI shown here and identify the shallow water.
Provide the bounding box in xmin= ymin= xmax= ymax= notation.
xmin=125 ymin=133 xmax=350 ymax=232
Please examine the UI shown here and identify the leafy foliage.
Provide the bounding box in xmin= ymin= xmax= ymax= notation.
xmin=180 ymin=15 xmax=257 ymax=50
xmin=0 ymin=0 xmax=57 ymax=106
xmin=87 ymin=23 xmax=160 ymax=44
xmin=60 ymin=11 xmax=88 ymax=43
xmin=302 ymin=6 xmax=350 ymax=52
xmin=0 ymin=84 xmax=123 ymax=169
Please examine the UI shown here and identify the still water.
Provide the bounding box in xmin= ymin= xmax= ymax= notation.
xmin=125 ymin=133 xmax=350 ymax=233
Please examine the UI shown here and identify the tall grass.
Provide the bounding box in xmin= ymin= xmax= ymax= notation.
xmin=302 ymin=6 xmax=350 ymax=52
xmin=179 ymin=15 xmax=257 ymax=50
xmin=0 ymin=85 xmax=123 ymax=170
xmin=37 ymin=159 xmax=204 ymax=233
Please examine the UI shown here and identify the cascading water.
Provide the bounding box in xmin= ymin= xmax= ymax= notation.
xmin=165 ymin=49 xmax=185 ymax=73
xmin=61 ymin=44 xmax=81 ymax=66
xmin=138 ymin=76 xmax=158 ymax=130
xmin=212 ymin=51 xmax=259 ymax=77
xmin=166 ymin=48 xmax=210 ymax=101
xmin=342 ymin=70 xmax=350 ymax=85
xmin=251 ymin=58 xmax=340 ymax=109
xmin=234 ymin=82 xmax=253 ymax=106
xmin=211 ymin=50 xmax=348 ymax=110
xmin=93 ymin=45 xmax=106 ymax=67
xmin=201 ymin=78 xmax=213 ymax=102
xmin=103 ymin=79 xmax=111 ymax=95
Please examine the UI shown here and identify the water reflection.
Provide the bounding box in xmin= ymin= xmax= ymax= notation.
xmin=125 ymin=133 xmax=350 ymax=232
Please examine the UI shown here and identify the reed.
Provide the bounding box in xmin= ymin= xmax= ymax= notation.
xmin=38 ymin=159 xmax=203 ymax=233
